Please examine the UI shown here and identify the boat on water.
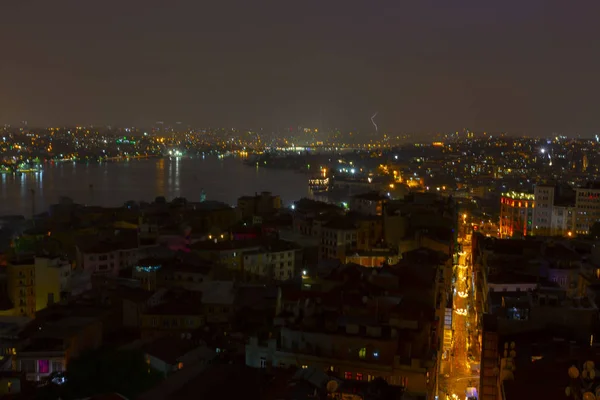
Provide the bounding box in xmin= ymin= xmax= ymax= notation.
xmin=308 ymin=176 xmax=329 ymax=192
xmin=0 ymin=162 xmax=42 ymax=174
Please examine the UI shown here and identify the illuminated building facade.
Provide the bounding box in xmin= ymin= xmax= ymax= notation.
xmin=575 ymin=183 xmax=600 ymax=235
xmin=499 ymin=192 xmax=534 ymax=238
xmin=533 ymin=183 xmax=577 ymax=236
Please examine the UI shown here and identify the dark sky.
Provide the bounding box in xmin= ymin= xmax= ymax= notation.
xmin=1 ymin=1 xmax=599 ymax=134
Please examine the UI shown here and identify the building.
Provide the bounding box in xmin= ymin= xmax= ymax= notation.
xmin=132 ymin=258 xmax=212 ymax=292
xmin=6 ymin=259 xmax=35 ymax=317
xmin=499 ymin=192 xmax=534 ymax=238
xmin=246 ymin=262 xmax=444 ymax=399
xmin=344 ymin=249 xmax=399 ymax=268
xmin=0 ymin=317 xmax=31 ymax=370
xmin=5 ymin=257 xmax=72 ymax=317
xmin=76 ymin=231 xmax=146 ymax=276
xmin=532 ymin=183 xmax=576 ymax=236
xmin=143 ymin=336 xmax=217 ymax=377
xmin=196 ymin=281 xmax=236 ymax=326
xmin=237 ymin=192 xmax=281 ymax=219
xmin=349 ymin=192 xmax=388 ymax=216
xmin=575 ymin=182 xmax=600 ymax=235
xmin=533 ymin=184 xmax=554 ymax=235
xmin=479 ymin=315 xmax=499 ymax=400
xmin=190 ymin=239 xmax=261 ymax=272
xmin=140 ymin=290 xmax=205 ymax=341
xmin=292 ymin=198 xmax=344 ymax=237
xmin=242 ymin=240 xmax=301 ymax=281
xmin=319 ymin=217 xmax=358 ymax=261
xmin=33 ymin=257 xmax=71 ymax=311
xmin=14 ymin=316 xmax=102 ymax=382
xmin=354 ymin=214 xmax=384 ymax=252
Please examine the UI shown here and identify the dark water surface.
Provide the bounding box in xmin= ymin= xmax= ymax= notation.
xmin=0 ymin=156 xmax=310 ymax=216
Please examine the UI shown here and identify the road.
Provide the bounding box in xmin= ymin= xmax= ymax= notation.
xmin=438 ymin=218 xmax=480 ymax=400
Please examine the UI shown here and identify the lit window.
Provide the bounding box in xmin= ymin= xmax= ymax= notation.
xmin=344 ymin=372 xmax=352 ymax=380
xmin=373 ymin=350 xmax=379 ymax=359
xmin=302 ymin=365 xmax=308 ymax=369
xmin=38 ymin=360 xmax=50 ymax=374
xmin=358 ymin=347 xmax=366 ymax=358
xmin=356 ymin=373 xmax=363 ymax=381
xmin=178 ymin=362 xmax=183 ymax=370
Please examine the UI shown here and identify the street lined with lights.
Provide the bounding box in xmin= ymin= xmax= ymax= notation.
xmin=439 ymin=212 xmax=480 ymax=400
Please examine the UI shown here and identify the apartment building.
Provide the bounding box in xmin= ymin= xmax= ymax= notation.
xmin=5 ymin=257 xmax=72 ymax=318
xmin=534 ymin=184 xmax=578 ymax=236
xmin=499 ymin=192 xmax=534 ymax=238
xmin=242 ymin=240 xmax=301 ymax=281
xmin=319 ymin=217 xmax=358 ymax=261
xmin=575 ymin=182 xmax=600 ymax=235
xmin=246 ymin=261 xmax=445 ymax=399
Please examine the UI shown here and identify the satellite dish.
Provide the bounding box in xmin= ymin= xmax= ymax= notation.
xmin=326 ymin=380 xmax=339 ymax=393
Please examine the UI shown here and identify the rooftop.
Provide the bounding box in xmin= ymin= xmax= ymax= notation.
xmin=501 ymin=191 xmax=535 ymax=200
xmin=189 ymin=238 xmax=261 ymax=252
xmin=195 ymin=281 xmax=236 ymax=305
xmin=143 ymin=336 xmax=203 ymax=365
xmin=352 ymin=191 xmax=388 ymax=202
xmin=323 ymin=216 xmax=357 ymax=231
xmin=145 ymin=290 xmax=203 ymax=316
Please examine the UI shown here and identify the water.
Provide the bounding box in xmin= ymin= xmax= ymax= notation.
xmin=0 ymin=156 xmax=311 ymax=216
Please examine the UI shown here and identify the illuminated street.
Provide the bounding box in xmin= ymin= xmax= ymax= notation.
xmin=439 ymin=214 xmax=480 ymax=400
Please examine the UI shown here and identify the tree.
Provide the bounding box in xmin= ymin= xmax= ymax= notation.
xmin=42 ymin=348 xmax=162 ymax=399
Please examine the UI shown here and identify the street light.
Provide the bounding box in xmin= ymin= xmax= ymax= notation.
xmin=566 ymin=361 xmax=600 ymax=399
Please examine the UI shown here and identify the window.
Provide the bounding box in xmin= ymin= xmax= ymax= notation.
xmin=38 ymin=360 xmax=50 ymax=374
xmin=178 ymin=362 xmax=184 ymax=370
xmin=373 ymin=350 xmax=379 ymax=359
xmin=301 ymin=365 xmax=308 ymax=369
xmin=260 ymin=357 xmax=267 ymax=368
xmin=358 ymin=347 xmax=366 ymax=358
xmin=20 ymin=360 xmax=35 ymax=372
xmin=356 ymin=373 xmax=363 ymax=381
xmin=52 ymin=361 xmax=63 ymax=372
xmin=344 ymin=372 xmax=352 ymax=380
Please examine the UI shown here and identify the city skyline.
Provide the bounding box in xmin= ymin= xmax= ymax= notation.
xmin=2 ymin=1 xmax=600 ymax=134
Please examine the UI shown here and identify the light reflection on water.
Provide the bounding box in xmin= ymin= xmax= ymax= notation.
xmin=0 ymin=157 xmax=310 ymax=217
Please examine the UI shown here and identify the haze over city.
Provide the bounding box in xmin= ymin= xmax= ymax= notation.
xmin=4 ymin=2 xmax=600 ymax=400
xmin=2 ymin=1 xmax=600 ymax=135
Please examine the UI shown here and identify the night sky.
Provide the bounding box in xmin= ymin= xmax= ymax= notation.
xmin=1 ymin=1 xmax=599 ymax=134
